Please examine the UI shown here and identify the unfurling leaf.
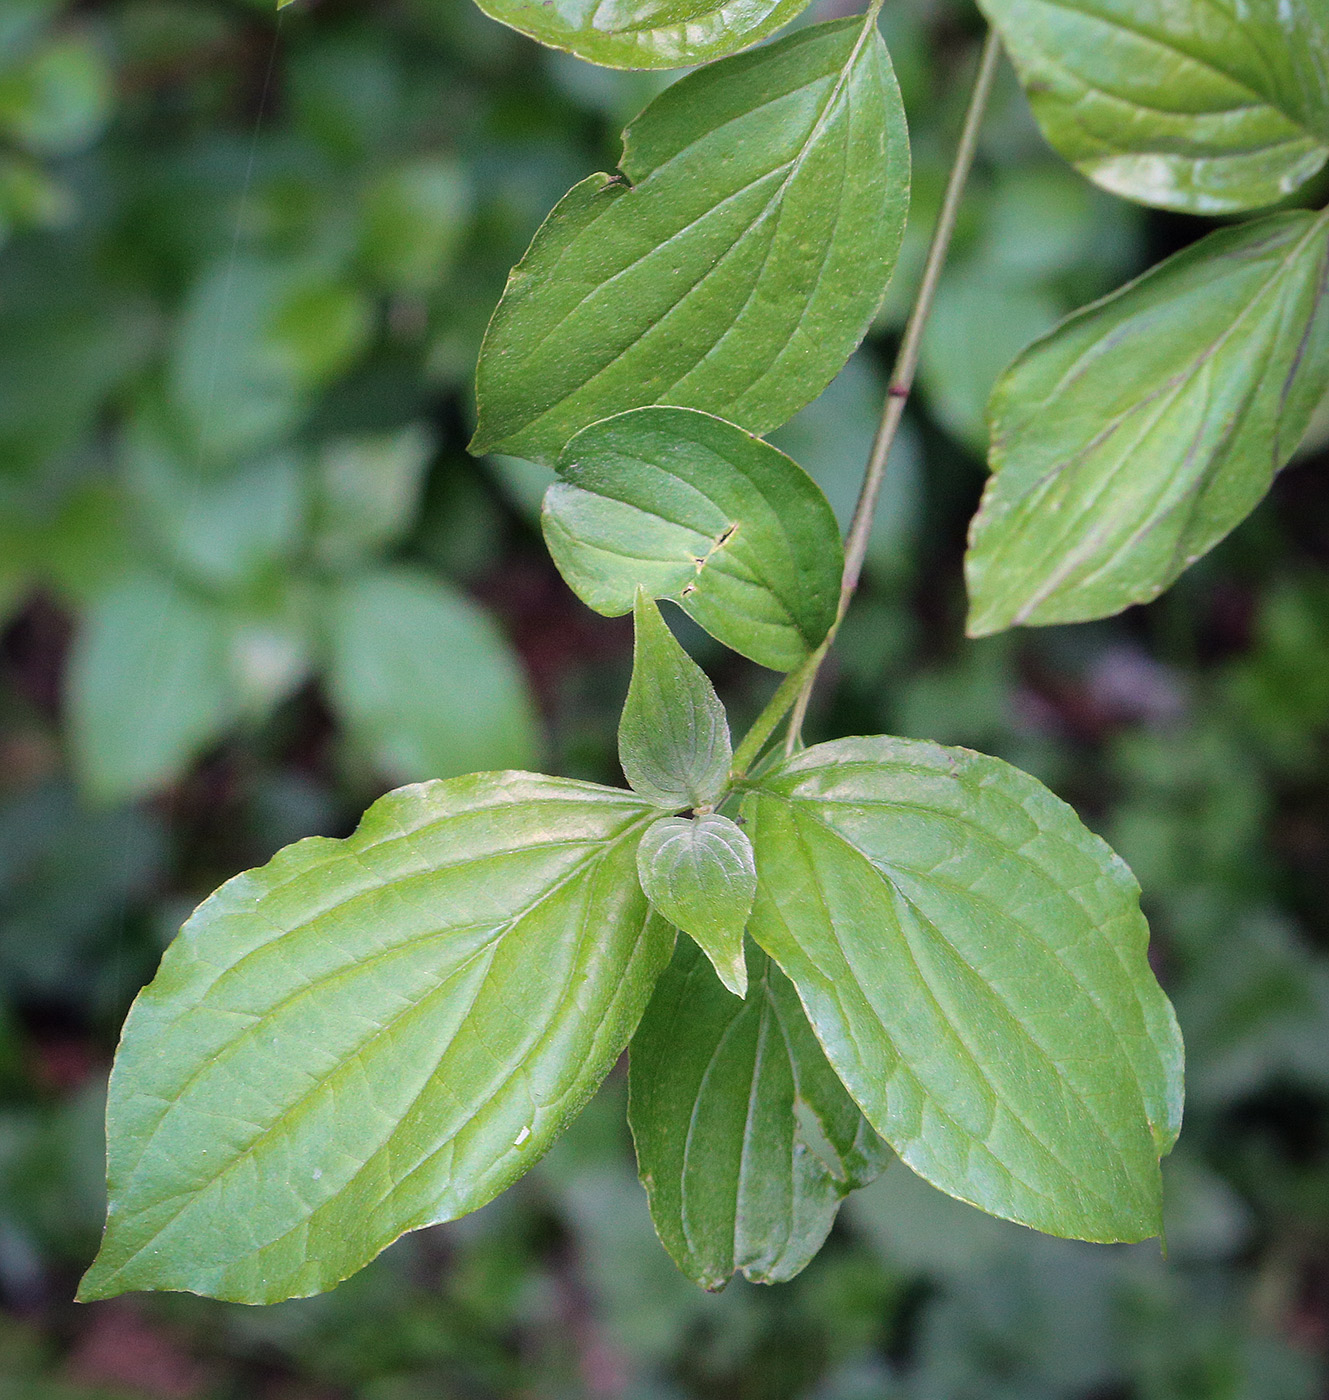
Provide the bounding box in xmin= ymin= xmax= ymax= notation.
xmin=636 ymin=814 xmax=755 ymax=996
xmin=619 ymin=592 xmax=732 ymax=809
xmin=471 ymin=17 xmax=909 ymax=465
xmin=966 ymin=211 xmax=1329 ymax=636
xmin=544 ymin=408 xmax=843 ymax=670
xmin=629 ymin=939 xmax=889 ymax=1289
xmin=473 ymin=0 xmax=812 ymax=71
xmin=979 ymin=0 xmax=1329 ymax=214
xmin=743 ymin=736 xmax=1184 ymax=1244
xmin=79 ymin=774 xmax=672 ymax=1304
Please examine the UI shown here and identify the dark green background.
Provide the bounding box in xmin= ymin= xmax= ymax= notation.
xmin=1 ymin=0 xmax=1328 ymax=1394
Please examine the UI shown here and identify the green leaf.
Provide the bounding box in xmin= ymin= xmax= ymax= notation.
xmin=472 ymin=0 xmax=810 ymax=70
xmin=628 ymin=938 xmax=889 ymax=1289
xmin=309 ymin=426 xmax=434 ymax=571
xmin=742 ymin=736 xmax=1184 ymax=1244
xmin=471 ymin=17 xmax=909 ymax=465
xmin=966 ymin=211 xmax=1329 ymax=636
xmin=326 ymin=567 xmax=538 ymax=784
xmin=978 ymin=0 xmax=1329 ymax=214
xmin=169 ymin=256 xmax=373 ymax=463
xmin=543 ymin=408 xmax=843 ymax=671
xmin=68 ymin=572 xmax=234 ymax=804
xmin=620 ymin=592 xmax=731 ymax=809
xmin=636 ymin=814 xmax=755 ymax=996
xmin=79 ymin=773 xmax=673 ymax=1304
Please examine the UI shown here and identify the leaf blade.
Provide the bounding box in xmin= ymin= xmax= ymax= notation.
xmin=80 ymin=773 xmax=673 ymax=1304
xmin=636 ymin=814 xmax=756 ymax=995
xmin=966 ymin=211 xmax=1329 ymax=636
xmin=473 ymin=0 xmax=813 ymax=70
xmin=979 ymin=0 xmax=1329 ymax=214
xmin=471 ymin=17 xmax=909 ymax=465
xmin=628 ymin=938 xmax=889 ymax=1289
xmin=543 ymin=407 xmax=843 ymax=670
xmin=619 ymin=593 xmax=732 ymax=809
xmin=326 ymin=567 xmax=538 ymax=783
xmin=743 ymin=736 xmax=1183 ymax=1243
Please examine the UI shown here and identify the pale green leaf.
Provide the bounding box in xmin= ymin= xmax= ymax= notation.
xmin=543 ymin=407 xmax=843 ymax=671
xmin=966 ymin=211 xmax=1329 ymax=636
xmin=79 ymin=773 xmax=673 ymax=1304
xmin=310 ymin=426 xmax=434 ymax=570
xmin=474 ymin=0 xmax=811 ymax=70
xmin=326 ymin=568 xmax=537 ymax=783
xmin=636 ymin=814 xmax=755 ymax=996
xmin=470 ymin=17 xmax=909 ymax=465
xmin=68 ymin=572 xmax=234 ymax=804
xmin=619 ymin=592 xmax=731 ymax=809
xmin=742 ymin=736 xmax=1184 ymax=1243
xmin=979 ymin=0 xmax=1329 ymax=214
xmin=628 ymin=938 xmax=889 ymax=1289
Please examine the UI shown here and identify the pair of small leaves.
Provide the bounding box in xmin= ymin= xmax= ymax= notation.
xmin=471 ymin=17 xmax=909 ymax=468
xmin=621 ymin=593 xmax=755 ymax=997
xmin=981 ymin=0 xmax=1329 ymax=216
xmin=966 ymin=209 xmax=1329 ymax=635
xmin=84 ymin=599 xmax=1182 ymax=1303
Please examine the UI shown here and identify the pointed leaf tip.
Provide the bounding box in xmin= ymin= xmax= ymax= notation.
xmin=619 ymin=592 xmax=731 ymax=809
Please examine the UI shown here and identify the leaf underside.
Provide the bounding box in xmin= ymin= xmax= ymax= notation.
xmin=636 ymin=814 xmax=756 ymax=996
xmin=471 ymin=17 xmax=909 ymax=466
xmin=629 ymin=938 xmax=889 ymax=1289
xmin=743 ymin=736 xmax=1183 ymax=1244
xmin=80 ymin=774 xmax=672 ymax=1304
xmin=979 ymin=0 xmax=1329 ymax=214
xmin=544 ymin=407 xmax=843 ymax=671
xmin=473 ymin=0 xmax=813 ymax=70
xmin=966 ymin=211 xmax=1329 ymax=636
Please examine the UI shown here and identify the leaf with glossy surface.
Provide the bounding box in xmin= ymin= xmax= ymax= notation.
xmin=979 ymin=0 xmax=1329 ymax=214
xmin=742 ymin=736 xmax=1184 ymax=1243
xmin=620 ymin=593 xmax=731 ymax=809
xmin=68 ymin=572 xmax=234 ymax=804
xmin=636 ymin=815 xmax=755 ymax=996
xmin=474 ymin=0 xmax=811 ymax=70
xmin=966 ymin=211 xmax=1329 ymax=636
xmin=80 ymin=773 xmax=673 ymax=1304
xmin=471 ymin=18 xmax=909 ymax=465
xmin=629 ymin=938 xmax=889 ymax=1288
xmin=543 ymin=408 xmax=843 ymax=671
xmin=327 ymin=567 xmax=538 ymax=784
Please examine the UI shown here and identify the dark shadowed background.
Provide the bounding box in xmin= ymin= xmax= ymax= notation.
xmin=1 ymin=0 xmax=1328 ymax=1394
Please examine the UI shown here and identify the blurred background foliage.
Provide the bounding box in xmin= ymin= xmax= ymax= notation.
xmin=0 ymin=0 xmax=1328 ymax=1394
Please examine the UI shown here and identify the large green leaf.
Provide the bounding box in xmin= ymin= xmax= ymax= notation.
xmin=473 ymin=0 xmax=811 ymax=70
xmin=68 ymin=572 xmax=234 ymax=804
xmin=742 ymin=736 xmax=1184 ymax=1243
xmin=326 ymin=567 xmax=538 ymax=784
xmin=979 ymin=0 xmax=1329 ymax=214
xmin=543 ymin=408 xmax=843 ymax=671
xmin=636 ymin=814 xmax=756 ymax=996
xmin=628 ymin=938 xmax=889 ymax=1289
xmin=966 ymin=211 xmax=1329 ymax=636
xmin=79 ymin=773 xmax=673 ymax=1304
xmin=619 ymin=592 xmax=732 ymax=809
xmin=470 ymin=17 xmax=909 ymax=465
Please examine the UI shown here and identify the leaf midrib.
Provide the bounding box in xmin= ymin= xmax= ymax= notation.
xmin=105 ymin=811 xmax=657 ymax=1271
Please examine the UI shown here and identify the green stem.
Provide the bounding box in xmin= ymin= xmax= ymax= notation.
xmin=729 ymin=644 xmax=826 ymax=780
xmin=783 ymin=25 xmax=1003 ymax=754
